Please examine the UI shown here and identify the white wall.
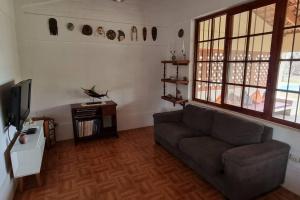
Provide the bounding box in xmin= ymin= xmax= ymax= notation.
xmin=12 ymin=0 xmax=300 ymax=197
xmin=165 ymin=0 xmax=300 ymax=196
xmin=0 ymin=0 xmax=22 ymax=199
xmin=15 ymin=0 xmax=172 ymax=141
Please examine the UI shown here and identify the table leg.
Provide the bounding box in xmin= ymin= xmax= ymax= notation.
xmin=18 ymin=177 xmax=24 ymax=192
xmin=42 ymin=149 xmax=47 ymax=170
xmin=35 ymin=173 xmax=42 ymax=186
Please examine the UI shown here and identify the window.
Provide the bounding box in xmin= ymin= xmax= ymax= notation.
xmin=195 ymin=15 xmax=226 ymax=104
xmin=193 ymin=0 xmax=300 ymax=129
xmin=225 ymin=4 xmax=275 ymax=112
xmin=273 ymin=0 xmax=300 ymax=124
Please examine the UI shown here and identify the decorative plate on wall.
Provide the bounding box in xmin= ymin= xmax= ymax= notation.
xmin=107 ymin=30 xmax=116 ymax=40
xmin=118 ymin=30 xmax=125 ymax=41
xmin=67 ymin=23 xmax=74 ymax=31
xmin=82 ymin=25 xmax=93 ymax=36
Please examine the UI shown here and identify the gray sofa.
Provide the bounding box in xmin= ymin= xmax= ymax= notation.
xmin=153 ymin=105 xmax=290 ymax=200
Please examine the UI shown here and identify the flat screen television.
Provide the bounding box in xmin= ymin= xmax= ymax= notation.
xmin=9 ymin=79 xmax=32 ymax=131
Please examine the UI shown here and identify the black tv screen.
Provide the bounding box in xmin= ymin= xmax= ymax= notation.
xmin=9 ymin=79 xmax=32 ymax=131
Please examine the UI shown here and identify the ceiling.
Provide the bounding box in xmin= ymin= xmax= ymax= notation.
xmin=16 ymin=0 xmax=175 ymax=26
xmin=18 ymin=0 xmax=172 ymax=10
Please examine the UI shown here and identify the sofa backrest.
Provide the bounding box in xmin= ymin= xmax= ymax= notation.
xmin=211 ymin=112 xmax=265 ymax=146
xmin=262 ymin=126 xmax=273 ymax=142
xmin=182 ymin=105 xmax=214 ymax=135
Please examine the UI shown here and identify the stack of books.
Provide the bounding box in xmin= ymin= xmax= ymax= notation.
xmin=77 ymin=120 xmax=98 ymax=137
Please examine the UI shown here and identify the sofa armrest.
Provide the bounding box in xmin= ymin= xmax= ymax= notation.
xmin=223 ymin=140 xmax=290 ymax=167
xmin=222 ymin=140 xmax=290 ymax=200
xmin=153 ymin=110 xmax=183 ymax=124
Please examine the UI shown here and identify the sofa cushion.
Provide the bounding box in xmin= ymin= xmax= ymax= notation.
xmin=182 ymin=105 xmax=214 ymax=135
xmin=212 ymin=112 xmax=264 ymax=146
xmin=179 ymin=137 xmax=233 ymax=174
xmin=154 ymin=123 xmax=197 ymax=148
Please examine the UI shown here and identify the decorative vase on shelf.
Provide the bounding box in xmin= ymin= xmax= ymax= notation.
xmin=170 ymin=50 xmax=176 ymax=61
xmin=172 ymin=55 xmax=176 ymax=61
xmin=181 ymin=50 xmax=187 ymax=60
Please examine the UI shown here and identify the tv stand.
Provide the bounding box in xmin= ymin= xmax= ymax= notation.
xmin=10 ymin=121 xmax=45 ymax=192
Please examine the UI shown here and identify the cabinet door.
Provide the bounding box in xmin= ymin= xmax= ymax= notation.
xmin=101 ymin=106 xmax=117 ymax=137
xmin=101 ymin=105 xmax=116 ymax=116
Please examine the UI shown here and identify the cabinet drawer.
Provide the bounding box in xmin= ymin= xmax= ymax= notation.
xmin=102 ymin=106 xmax=116 ymax=116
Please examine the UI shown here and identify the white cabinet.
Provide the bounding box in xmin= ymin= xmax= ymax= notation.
xmin=10 ymin=121 xmax=45 ymax=191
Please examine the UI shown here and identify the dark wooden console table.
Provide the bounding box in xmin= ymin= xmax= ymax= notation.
xmin=71 ymin=101 xmax=118 ymax=144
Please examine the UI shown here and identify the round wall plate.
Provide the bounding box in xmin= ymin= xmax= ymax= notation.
xmin=67 ymin=23 xmax=74 ymax=31
xmin=107 ymin=30 xmax=116 ymax=40
xmin=178 ymin=29 xmax=184 ymax=38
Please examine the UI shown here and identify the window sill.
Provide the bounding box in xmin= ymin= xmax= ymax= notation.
xmin=190 ymin=99 xmax=300 ymax=131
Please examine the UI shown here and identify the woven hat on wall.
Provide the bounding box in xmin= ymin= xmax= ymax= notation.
xmin=106 ymin=30 xmax=116 ymax=40
xmin=82 ymin=25 xmax=93 ymax=36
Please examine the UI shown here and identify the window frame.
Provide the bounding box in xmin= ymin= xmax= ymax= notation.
xmin=193 ymin=0 xmax=300 ymax=129
xmin=195 ymin=14 xmax=226 ymax=104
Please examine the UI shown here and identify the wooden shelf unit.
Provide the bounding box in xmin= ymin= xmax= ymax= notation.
xmin=161 ymin=60 xmax=190 ymax=65
xmin=161 ymin=96 xmax=188 ymax=106
xmin=161 ymin=78 xmax=189 ymax=85
xmin=71 ymin=101 xmax=118 ymax=144
xmin=161 ymin=60 xmax=189 ymax=107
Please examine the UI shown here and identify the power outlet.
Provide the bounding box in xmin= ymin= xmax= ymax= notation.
xmin=289 ymin=152 xmax=300 ymax=163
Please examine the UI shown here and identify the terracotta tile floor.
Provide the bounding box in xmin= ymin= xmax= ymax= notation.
xmin=14 ymin=127 xmax=300 ymax=200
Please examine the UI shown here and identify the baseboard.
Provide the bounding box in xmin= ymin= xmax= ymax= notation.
xmin=118 ymin=126 xmax=153 ymax=133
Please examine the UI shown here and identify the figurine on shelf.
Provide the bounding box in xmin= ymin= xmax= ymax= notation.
xmin=176 ymin=89 xmax=182 ymax=99
xmin=181 ymin=49 xmax=187 ymax=60
xmin=169 ymin=76 xmax=177 ymax=80
xmin=170 ymin=50 xmax=176 ymax=61
xmin=167 ymin=94 xmax=174 ymax=99
xmin=181 ymin=39 xmax=187 ymax=60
